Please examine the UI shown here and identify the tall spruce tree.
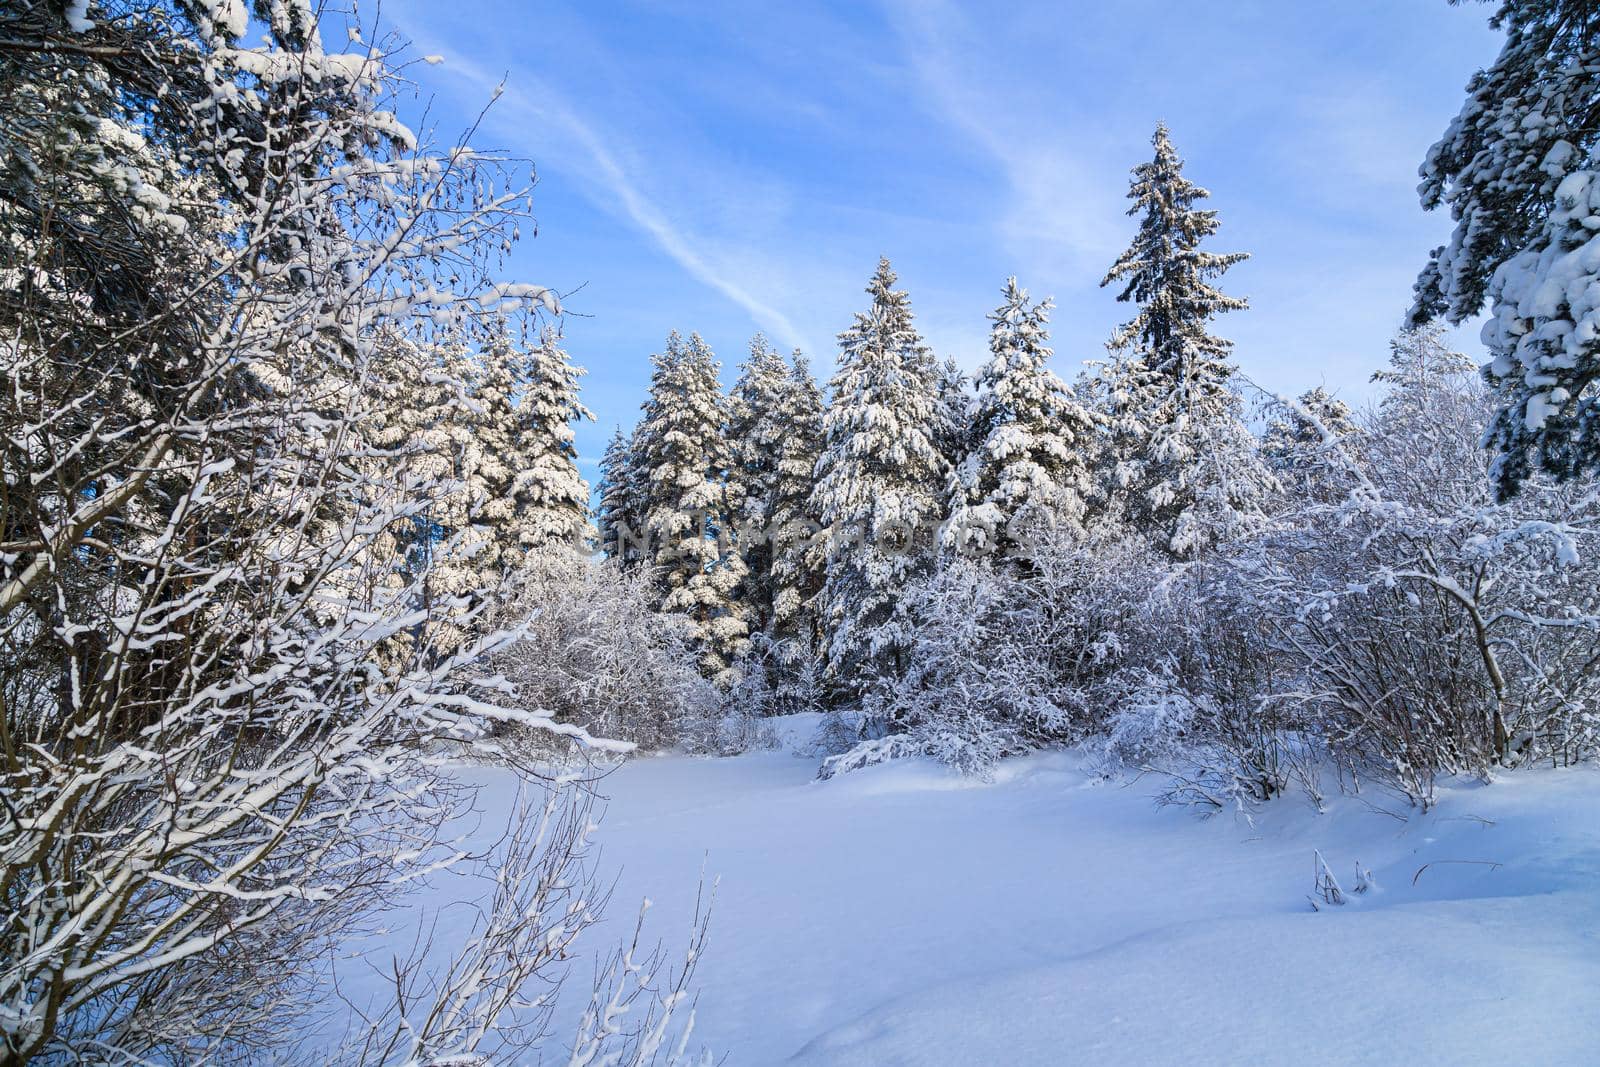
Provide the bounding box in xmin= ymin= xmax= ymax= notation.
xmin=947 ymin=278 xmax=1098 ymax=559
xmin=812 ymin=258 xmax=947 ymax=705
xmin=1097 ymin=123 xmax=1269 ymax=557
xmin=1102 ymin=124 xmax=1248 ymax=378
xmin=1411 ymin=1 xmax=1600 ymax=497
xmin=621 ymin=422 xmax=655 ymax=565
xmin=465 ymin=327 xmax=526 ymax=577
xmin=378 ymin=335 xmax=507 ymax=631
xmin=934 ymin=356 xmax=974 ymax=475
xmin=726 ymin=334 xmax=793 ymax=634
xmin=596 ymin=426 xmax=636 ymax=562
xmin=366 ymin=331 xmax=481 ymax=627
xmin=511 ymin=328 xmax=595 ymax=558
xmin=769 ymin=352 xmax=827 ymax=653
xmin=636 ymin=331 xmax=749 ymax=683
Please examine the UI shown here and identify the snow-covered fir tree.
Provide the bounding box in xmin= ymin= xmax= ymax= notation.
xmin=511 ymin=327 xmax=595 ymax=557
xmin=636 ymin=331 xmax=749 ymax=683
xmin=934 ymin=356 xmax=974 ymax=475
xmin=769 ymin=352 xmax=827 ymax=653
xmin=812 ymin=258 xmax=948 ymax=705
xmin=621 ymin=422 xmax=656 ymax=564
xmin=1413 ymin=0 xmax=1599 ymax=327
xmin=596 ymin=426 xmax=638 ymax=562
xmin=435 ymin=321 xmax=589 ymax=589
xmin=1411 ymin=1 xmax=1600 ymax=496
xmin=463 ymin=325 xmax=528 ymax=578
xmin=1481 ymin=168 xmax=1600 ymax=496
xmin=1102 ymin=124 xmax=1248 ymax=379
xmin=365 ymin=332 xmax=507 ymax=646
xmin=367 ymin=330 xmax=470 ymax=579
xmin=726 ymin=334 xmax=794 ymax=633
xmin=1097 ymin=123 xmax=1270 ymax=557
xmin=946 ymin=278 xmax=1098 ymax=559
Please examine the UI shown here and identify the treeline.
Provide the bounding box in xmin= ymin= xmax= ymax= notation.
xmin=583 ymin=110 xmax=1600 ymax=803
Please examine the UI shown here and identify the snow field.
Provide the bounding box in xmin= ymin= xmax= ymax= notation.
xmin=326 ymin=721 xmax=1600 ymax=1064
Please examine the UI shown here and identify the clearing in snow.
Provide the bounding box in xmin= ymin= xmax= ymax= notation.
xmin=324 ymin=719 xmax=1600 ymax=1065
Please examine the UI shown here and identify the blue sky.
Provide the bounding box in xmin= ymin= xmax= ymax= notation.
xmin=377 ymin=0 xmax=1502 ymax=474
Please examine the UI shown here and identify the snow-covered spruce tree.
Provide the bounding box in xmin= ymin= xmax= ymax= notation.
xmin=0 ymin=7 xmax=711 ymax=1064
xmin=812 ymin=258 xmax=947 ymax=712
xmin=1411 ymin=1 xmax=1600 ymax=496
xmin=597 ymin=426 xmax=640 ymax=562
xmin=510 ymin=326 xmax=595 ymax=558
xmin=1103 ymin=125 xmax=1249 ymax=384
xmin=371 ymin=326 xmax=534 ymax=652
xmin=934 ymin=355 xmax=974 ymax=474
xmin=720 ymin=339 xmax=829 ymax=712
xmin=601 ymin=421 xmax=657 ymax=567
xmin=636 ymin=332 xmax=749 ymax=683
xmin=363 ymin=329 xmax=489 ymax=655
xmin=1481 ymin=169 xmax=1600 ymax=497
xmin=1097 ymin=123 xmax=1271 ymax=557
xmin=447 ymin=326 xmax=527 ymax=595
xmin=415 ymin=320 xmax=592 ymax=593
xmin=362 ymin=322 xmax=533 ymax=642
xmin=946 ymin=278 xmax=1098 ymax=560
xmin=725 ymin=334 xmax=793 ymax=634
xmin=769 ymin=353 xmax=828 ymax=656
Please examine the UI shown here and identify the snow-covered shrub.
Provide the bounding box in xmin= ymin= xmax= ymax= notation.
xmin=1079 ymin=546 xmax=1307 ymax=813
xmin=1022 ymin=527 xmax=1177 ymax=730
xmin=816 ymin=559 xmax=1055 ymax=777
xmin=817 ymin=533 xmax=1172 ymax=779
xmin=1083 ymin=329 xmax=1600 ymax=814
xmin=857 ymin=558 xmax=1066 ymax=776
xmin=725 ymin=631 xmax=825 ymax=719
xmin=1098 ymin=664 xmax=1302 ymax=817
xmin=1101 ymin=669 xmax=1201 ymax=768
xmin=1234 ymin=329 xmax=1600 ymax=807
xmin=815 ymin=734 xmax=925 ymax=780
xmin=335 ymin=783 xmax=712 ymax=1066
xmin=490 ymin=555 xmax=722 ymax=754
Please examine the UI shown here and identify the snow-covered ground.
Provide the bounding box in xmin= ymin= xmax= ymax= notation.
xmin=327 ymin=719 xmax=1600 ymax=1064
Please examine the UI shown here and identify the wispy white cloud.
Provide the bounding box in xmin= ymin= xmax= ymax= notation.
xmin=383 ymin=15 xmax=812 ymax=355
xmin=879 ymin=0 xmax=1127 ymax=278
